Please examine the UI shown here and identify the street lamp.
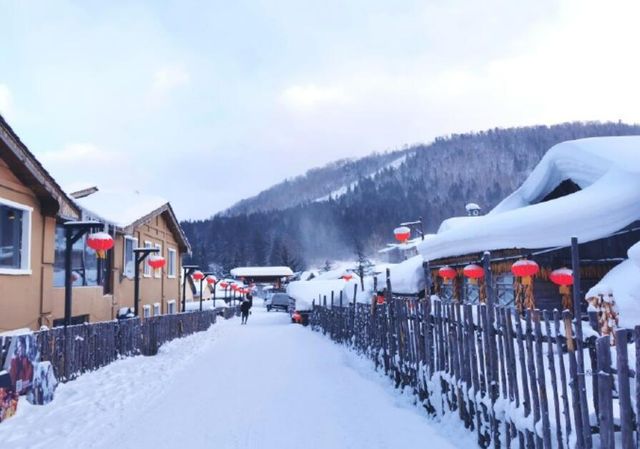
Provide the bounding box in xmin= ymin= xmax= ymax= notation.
xmin=181 ymin=265 xmax=199 ymax=313
xmin=197 ymin=272 xmax=215 ymax=311
xmin=399 ymin=217 xmax=425 ymax=241
xmin=133 ymin=247 xmax=161 ymax=317
xmin=63 ymin=221 xmax=103 ymax=327
xmin=206 ymin=275 xmax=218 ymax=308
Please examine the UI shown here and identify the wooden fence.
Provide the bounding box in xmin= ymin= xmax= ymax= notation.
xmin=311 ymin=298 xmax=638 ymax=449
xmin=30 ymin=306 xmax=239 ymax=383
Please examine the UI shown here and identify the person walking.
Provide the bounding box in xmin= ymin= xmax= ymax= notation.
xmin=240 ymin=293 xmax=252 ymax=324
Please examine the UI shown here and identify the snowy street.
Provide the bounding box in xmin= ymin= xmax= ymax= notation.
xmin=0 ymin=302 xmax=470 ymax=449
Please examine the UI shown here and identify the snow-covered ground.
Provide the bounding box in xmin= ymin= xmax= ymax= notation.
xmin=0 ymin=302 xmax=473 ymax=449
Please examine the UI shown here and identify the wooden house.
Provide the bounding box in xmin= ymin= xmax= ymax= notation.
xmin=0 ymin=114 xmax=81 ymax=331
xmin=417 ymin=136 xmax=640 ymax=312
xmin=69 ymin=188 xmax=191 ymax=321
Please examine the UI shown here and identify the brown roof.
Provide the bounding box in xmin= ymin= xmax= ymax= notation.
xmin=0 ymin=114 xmax=79 ymax=219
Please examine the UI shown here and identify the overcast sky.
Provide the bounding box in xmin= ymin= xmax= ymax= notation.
xmin=1 ymin=0 xmax=639 ymax=220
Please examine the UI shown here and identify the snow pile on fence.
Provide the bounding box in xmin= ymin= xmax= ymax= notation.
xmin=586 ymin=241 xmax=640 ymax=328
xmin=418 ymin=136 xmax=640 ymax=261
xmin=288 ymin=256 xmax=425 ymax=311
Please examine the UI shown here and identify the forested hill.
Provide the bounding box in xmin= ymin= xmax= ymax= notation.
xmin=222 ymin=150 xmax=410 ymax=216
xmin=181 ymin=121 xmax=640 ymax=273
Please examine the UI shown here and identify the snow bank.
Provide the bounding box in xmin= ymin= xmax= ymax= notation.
xmin=585 ymin=242 xmax=640 ymax=327
xmin=418 ymin=136 xmax=640 ymax=261
xmin=287 ymin=279 xmax=357 ymax=310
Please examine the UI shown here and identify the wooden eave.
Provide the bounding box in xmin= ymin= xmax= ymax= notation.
xmin=122 ymin=203 xmax=191 ymax=254
xmin=0 ymin=114 xmax=80 ymax=219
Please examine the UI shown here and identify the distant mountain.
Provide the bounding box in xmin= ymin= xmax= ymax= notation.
xmin=182 ymin=121 xmax=640 ymax=273
xmin=222 ymin=150 xmax=410 ymax=216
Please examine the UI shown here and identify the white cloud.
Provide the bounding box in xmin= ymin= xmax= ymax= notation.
xmin=152 ymin=65 xmax=190 ymax=92
xmin=39 ymin=143 xmax=120 ymax=164
xmin=281 ymin=84 xmax=351 ymax=110
xmin=0 ymin=84 xmax=13 ymax=117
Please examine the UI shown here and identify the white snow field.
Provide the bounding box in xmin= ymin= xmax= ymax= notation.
xmin=0 ymin=304 xmax=471 ymax=449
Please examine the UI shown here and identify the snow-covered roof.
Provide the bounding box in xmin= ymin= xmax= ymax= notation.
xmin=73 ymin=189 xmax=169 ymax=228
xmin=72 ymin=188 xmax=191 ymax=252
xmin=418 ymin=136 xmax=640 ymax=261
xmin=230 ymin=266 xmax=294 ymax=277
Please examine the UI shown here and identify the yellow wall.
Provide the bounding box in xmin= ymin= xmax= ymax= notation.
xmin=0 ymin=158 xmax=48 ymax=331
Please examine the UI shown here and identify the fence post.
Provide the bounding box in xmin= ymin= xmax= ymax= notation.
xmin=596 ymin=336 xmax=614 ymax=449
xmin=615 ymin=329 xmax=633 ymax=449
xmin=571 ymin=237 xmax=592 ymax=449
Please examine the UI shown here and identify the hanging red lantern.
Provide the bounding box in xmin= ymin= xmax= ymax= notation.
xmin=192 ymin=270 xmax=204 ymax=281
xmin=438 ymin=266 xmax=456 ymax=280
xmin=511 ymin=259 xmax=539 ymax=277
xmin=342 ymin=274 xmax=353 ymax=281
xmin=463 ymin=264 xmax=484 ymax=279
xmin=394 ymin=226 xmax=411 ymax=243
xmin=463 ymin=264 xmax=484 ymax=286
xmin=550 ymin=268 xmax=573 ymax=310
xmin=549 ymin=268 xmax=573 ymax=286
xmin=292 ymin=312 xmax=302 ymax=323
xmin=206 ymin=275 xmax=217 ymax=285
xmin=86 ymin=232 xmax=114 ymax=259
xmin=219 ymin=281 xmax=229 ymax=289
xmin=148 ymin=254 xmax=166 ymax=269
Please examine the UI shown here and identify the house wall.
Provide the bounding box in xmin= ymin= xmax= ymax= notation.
xmin=112 ymin=212 xmax=182 ymax=317
xmin=0 ymin=158 xmax=50 ymax=331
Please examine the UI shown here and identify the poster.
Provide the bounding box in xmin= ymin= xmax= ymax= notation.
xmin=0 ymin=371 xmax=18 ymax=423
xmin=2 ymin=334 xmax=38 ymax=395
xmin=27 ymin=362 xmax=58 ymax=405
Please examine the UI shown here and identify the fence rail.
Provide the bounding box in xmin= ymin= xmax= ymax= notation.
xmin=311 ymin=298 xmax=638 ymax=449
xmin=31 ymin=306 xmax=239 ymax=383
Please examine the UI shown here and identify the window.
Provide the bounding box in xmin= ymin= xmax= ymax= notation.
xmin=167 ymin=300 xmax=176 ymax=314
xmin=0 ymin=199 xmax=32 ymax=274
xmin=154 ymin=243 xmax=162 ymax=278
xmin=143 ymin=304 xmax=151 ymax=318
xmin=143 ymin=241 xmax=152 ymax=277
xmin=123 ymin=236 xmax=137 ymax=278
xmin=53 ymin=223 xmax=110 ymax=288
xmin=167 ymin=248 xmax=176 ymax=278
xmin=153 ymin=302 xmax=161 ymax=316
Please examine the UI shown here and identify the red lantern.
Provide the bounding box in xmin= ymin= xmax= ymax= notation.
xmin=206 ymin=275 xmax=217 ymax=285
xmin=511 ymin=259 xmax=539 ymax=277
xmin=550 ymin=268 xmax=573 ymax=310
xmin=549 ymin=268 xmax=573 ymax=286
xmin=438 ymin=266 xmax=456 ymax=280
xmin=219 ymin=281 xmax=229 ymax=289
xmin=148 ymin=254 xmax=166 ymax=269
xmin=463 ymin=264 xmax=484 ymax=279
xmin=192 ymin=270 xmax=204 ymax=281
xmin=342 ymin=274 xmax=353 ymax=281
xmin=394 ymin=226 xmax=411 ymax=243
xmin=376 ymin=294 xmax=385 ymax=305
xmin=292 ymin=312 xmax=302 ymax=324
xmin=87 ymin=232 xmax=114 ymax=259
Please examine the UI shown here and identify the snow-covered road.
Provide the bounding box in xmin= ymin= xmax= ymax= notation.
xmin=0 ymin=303 xmax=470 ymax=449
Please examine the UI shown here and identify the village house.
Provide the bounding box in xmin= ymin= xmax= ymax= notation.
xmin=68 ymin=188 xmax=190 ymax=322
xmin=418 ymin=136 xmax=640 ymax=314
xmin=0 ymin=115 xmax=81 ymax=331
xmin=0 ymin=113 xmax=190 ymax=331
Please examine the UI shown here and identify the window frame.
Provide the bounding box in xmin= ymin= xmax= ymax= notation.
xmin=142 ymin=304 xmax=151 ymax=318
xmin=143 ymin=240 xmax=153 ymax=277
xmin=123 ymin=235 xmax=138 ymax=279
xmin=0 ymin=197 xmax=33 ymax=275
xmin=153 ymin=302 xmax=161 ymax=316
xmin=167 ymin=247 xmax=176 ymax=278
xmin=167 ymin=299 xmax=176 ymax=314
xmin=154 ymin=243 xmax=162 ymax=278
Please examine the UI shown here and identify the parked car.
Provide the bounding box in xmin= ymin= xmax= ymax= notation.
xmin=267 ymin=293 xmax=292 ymax=312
